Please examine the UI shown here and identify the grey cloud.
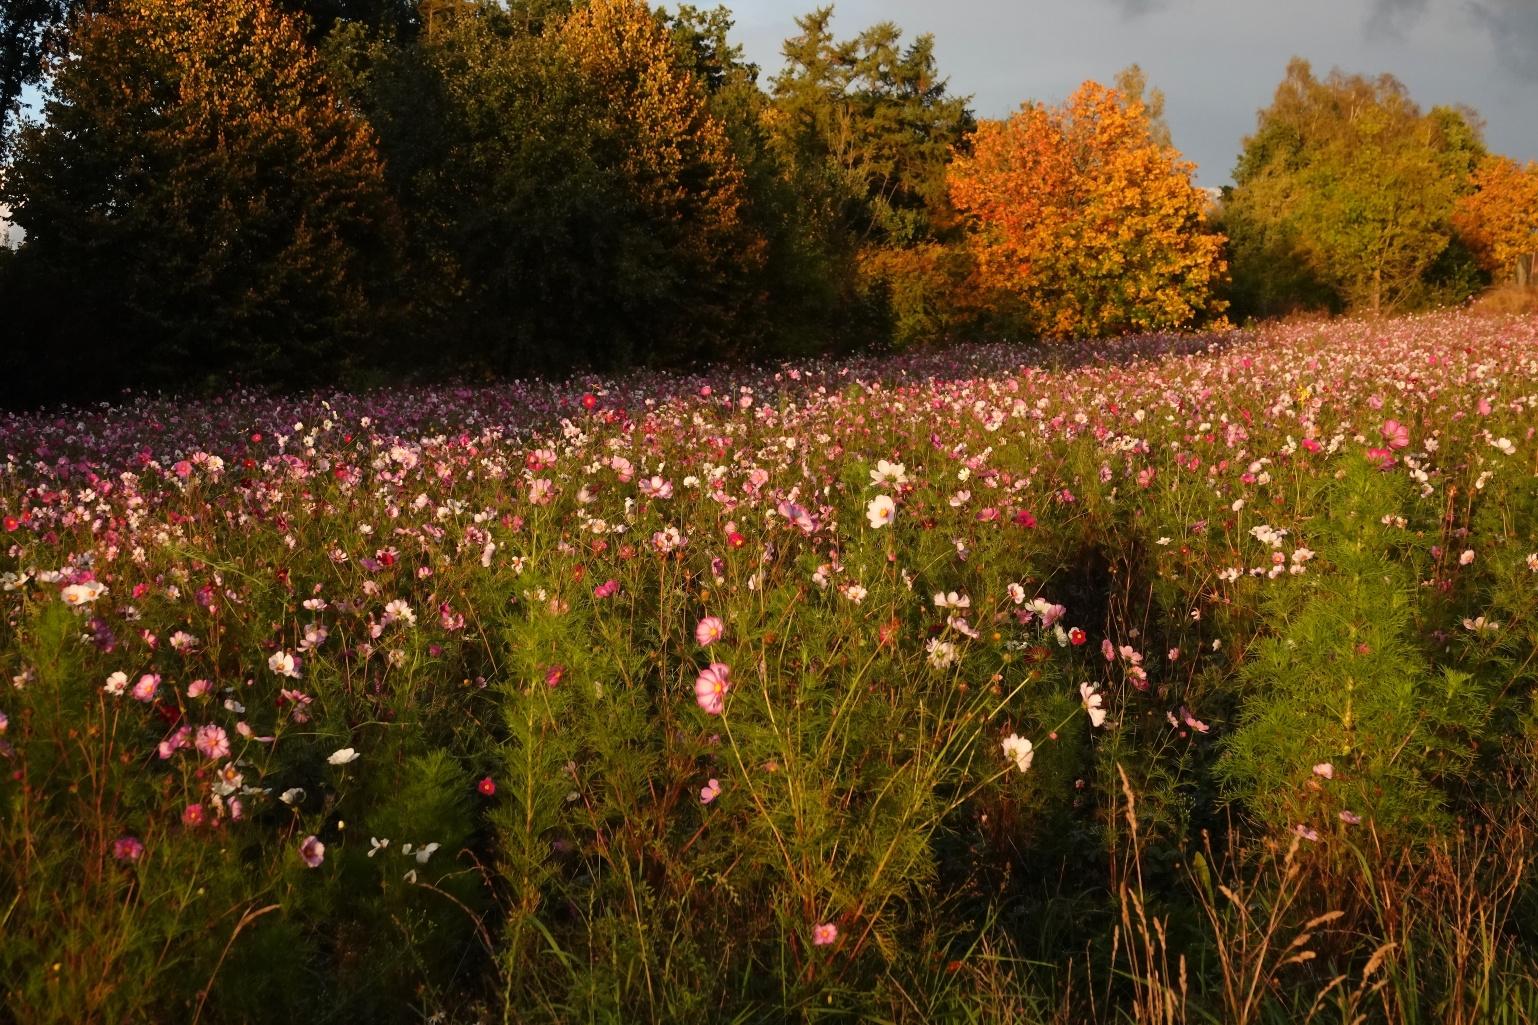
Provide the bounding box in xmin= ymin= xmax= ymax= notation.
xmin=1365 ymin=0 xmax=1429 ymax=37
xmin=1472 ymin=0 xmax=1538 ymax=80
xmin=1101 ymin=0 xmax=1171 ymax=18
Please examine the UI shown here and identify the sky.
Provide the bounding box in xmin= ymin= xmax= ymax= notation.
xmin=716 ymin=0 xmax=1538 ymax=186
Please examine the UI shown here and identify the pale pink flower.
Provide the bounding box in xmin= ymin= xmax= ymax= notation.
xmin=1312 ymin=763 xmax=1334 ymax=779
xmin=194 ymin=724 xmax=230 ymax=760
xmin=1459 ymin=549 xmax=1476 ymax=566
xmin=1101 ymin=639 xmax=1115 ymax=662
xmin=812 ymin=922 xmax=838 ymax=946
xmin=1339 ymin=810 xmax=1362 ymax=825
xmin=700 ymin=778 xmax=721 ymax=804
xmin=131 ymin=673 xmax=160 ymax=702
xmin=694 ymin=663 xmax=731 ymax=714
xmin=1167 ymin=648 xmax=1180 ymax=661
xmin=529 ymin=478 xmax=555 ymax=505
xmin=185 ymin=679 xmax=211 ymax=698
xmin=299 ymin=835 xmax=325 ymax=868
xmin=1292 ymin=824 xmax=1319 ymax=841
xmin=695 ymin=617 xmax=725 ymax=646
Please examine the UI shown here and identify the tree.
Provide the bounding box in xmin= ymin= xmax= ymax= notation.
xmin=338 ymin=0 xmax=755 ymax=374
xmin=948 ymin=80 xmax=1226 ymax=339
xmin=1221 ymin=59 xmax=1486 ymax=318
xmin=0 ymin=0 xmax=400 ymax=399
xmin=770 ymin=8 xmax=972 ymax=247
xmin=1453 ymin=154 xmax=1538 ymax=282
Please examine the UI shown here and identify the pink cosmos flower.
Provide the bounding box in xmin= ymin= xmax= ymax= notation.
xmin=695 ymin=616 xmax=725 ymax=647
xmin=299 ymin=835 xmax=325 ymax=868
xmin=131 ymin=673 xmax=160 ymax=702
xmin=700 ymin=778 xmax=721 ymax=804
xmin=1478 ymin=398 xmax=1492 ymax=415
xmin=812 ymin=922 xmax=838 ymax=946
xmin=1339 ymin=811 xmax=1362 ymax=825
xmin=1101 ymin=639 xmax=1115 ymax=662
xmin=195 ymin=724 xmax=230 ymax=760
xmin=1013 ymin=509 xmax=1037 ymax=528
xmin=545 ymin=665 xmax=565 ymax=689
xmin=113 ymin=836 xmax=145 ymax=861
xmin=694 ymin=663 xmax=731 ymax=715
xmin=185 ymin=679 xmax=211 ymax=698
xmin=173 ymin=460 xmax=193 ymax=479
xmin=1380 ymin=419 xmax=1409 ymax=449
xmin=1365 ymin=448 xmax=1395 ymax=470
xmin=1312 ymin=762 xmax=1334 ymax=779
xmin=594 ymin=579 xmax=618 ymax=598
xmin=182 ymin=804 xmax=205 ymax=827
xmin=1292 ymin=824 xmax=1319 ymax=842
xmin=777 ymin=501 xmax=817 ymax=533
xmin=158 ymin=725 xmax=192 ymax=759
xmin=478 ymin=776 xmax=496 ymax=796
xmin=1168 ymin=648 xmax=1180 ymax=661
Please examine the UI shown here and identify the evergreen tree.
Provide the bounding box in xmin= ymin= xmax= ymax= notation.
xmin=0 ymin=0 xmax=401 ymax=399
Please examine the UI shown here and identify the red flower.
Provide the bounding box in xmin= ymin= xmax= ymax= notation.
xmin=478 ymin=776 xmax=497 ymax=796
xmin=1068 ymin=627 xmax=1087 ymax=645
xmin=727 ymin=531 xmax=746 ymax=548
xmin=3 ymin=516 xmax=18 ymax=532
xmin=581 ymin=393 xmax=598 ymax=410
xmin=1013 ymin=510 xmax=1037 ymax=528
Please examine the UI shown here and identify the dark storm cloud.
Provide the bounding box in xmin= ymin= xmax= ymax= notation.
xmin=1472 ymin=0 xmax=1538 ymax=80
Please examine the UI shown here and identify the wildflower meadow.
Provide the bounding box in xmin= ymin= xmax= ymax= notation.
xmin=5 ymin=308 xmax=1538 ymax=1022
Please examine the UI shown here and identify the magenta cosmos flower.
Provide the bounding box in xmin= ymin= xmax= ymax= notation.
xmin=182 ymin=804 xmax=205 ymax=827
xmin=299 ymin=835 xmax=326 ymax=868
xmin=695 ymin=616 xmax=725 ymax=647
xmin=694 ymin=663 xmax=731 ymax=715
xmin=478 ymin=776 xmax=496 ymax=796
xmin=195 ymin=724 xmax=230 ymax=760
xmin=113 ymin=836 xmax=145 ymax=861
xmin=812 ymin=922 xmax=838 ymax=946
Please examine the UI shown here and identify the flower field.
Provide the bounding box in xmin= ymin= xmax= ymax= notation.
xmin=5 ymin=309 xmax=1538 ymax=1022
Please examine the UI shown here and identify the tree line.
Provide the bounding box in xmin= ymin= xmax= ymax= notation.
xmin=0 ymin=0 xmax=1533 ymax=403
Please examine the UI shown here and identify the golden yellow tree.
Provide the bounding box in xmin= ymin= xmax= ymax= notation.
xmin=948 ymin=81 xmax=1226 ymax=338
xmin=1453 ymin=154 xmax=1538 ymax=282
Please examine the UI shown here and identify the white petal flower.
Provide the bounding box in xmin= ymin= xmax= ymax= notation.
xmin=1001 ymin=734 xmax=1035 ymax=773
xmin=328 ymin=747 xmax=361 ymax=765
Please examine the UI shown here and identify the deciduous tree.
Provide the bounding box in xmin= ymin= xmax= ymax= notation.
xmin=1453 ymin=154 xmax=1538 ymax=282
xmin=949 ymin=80 xmax=1226 ymax=339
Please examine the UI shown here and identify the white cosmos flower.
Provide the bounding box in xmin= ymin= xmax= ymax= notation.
xmin=328 ymin=747 xmax=361 ymax=765
xmin=1080 ymin=682 xmax=1107 ymax=728
xmin=926 ymin=638 xmax=959 ymax=669
xmin=933 ymin=591 xmax=970 ymax=609
xmin=280 ymin=787 xmax=306 ymax=806
xmin=103 ymin=671 xmax=128 ymax=696
xmin=60 ymin=580 xmax=107 ymax=606
xmin=1007 ymin=583 xmax=1026 ymax=604
xmin=866 ymin=494 xmax=896 ymax=528
xmin=267 ymin=650 xmax=302 ymax=679
xmin=1001 ymin=734 xmax=1035 ymax=773
xmin=413 ymin=842 xmax=441 ymax=864
xmin=368 ymin=836 xmax=391 ymax=857
xmin=869 ymin=459 xmax=908 ymax=486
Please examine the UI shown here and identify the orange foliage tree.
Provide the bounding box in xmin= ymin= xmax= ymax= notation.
xmin=948 ymin=81 xmax=1226 ymax=339
xmin=1453 ymin=154 xmax=1538 ymax=281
